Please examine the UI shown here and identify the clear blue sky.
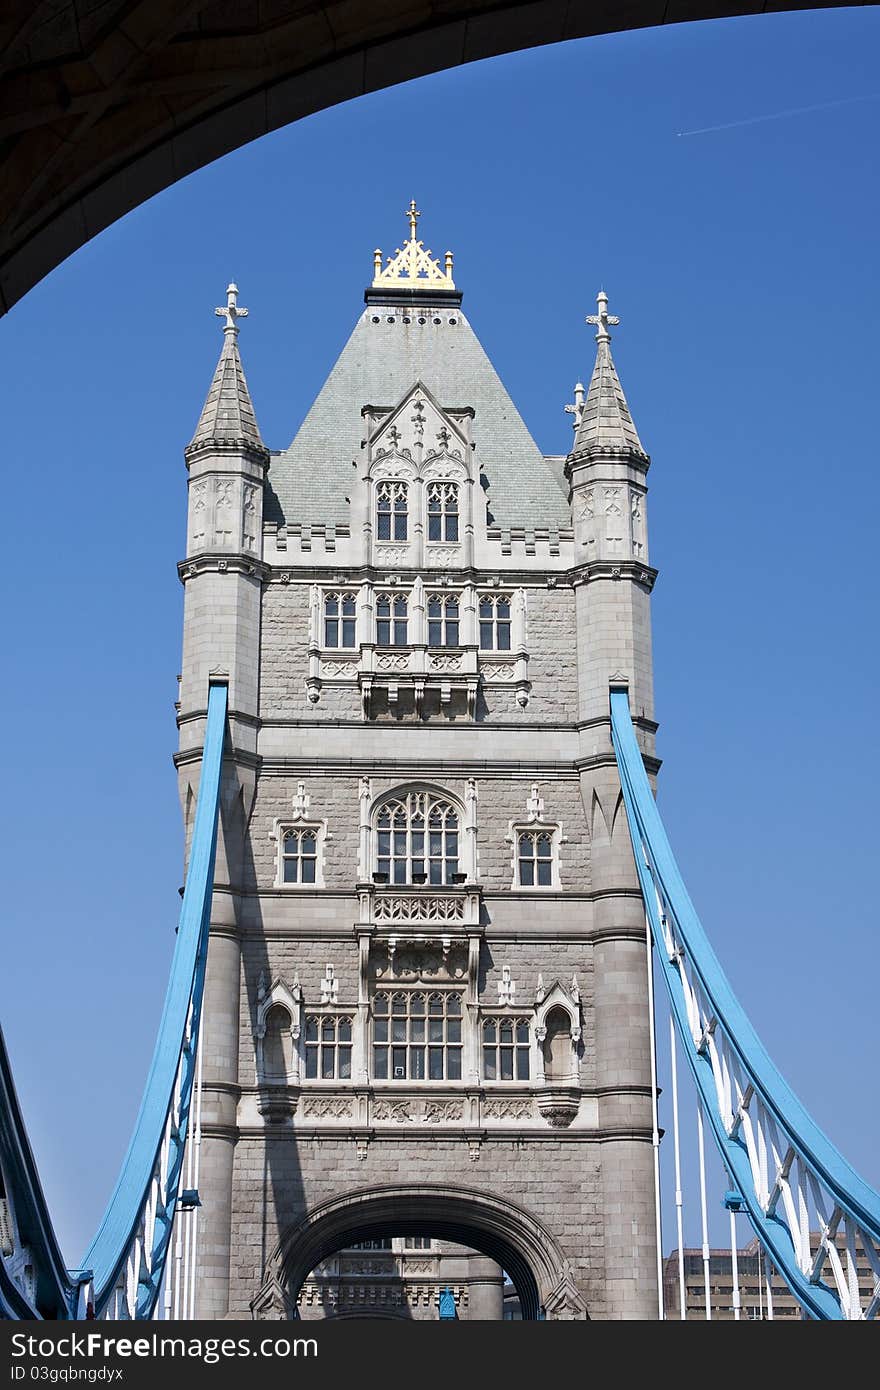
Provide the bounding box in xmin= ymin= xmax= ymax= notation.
xmin=1 ymin=8 xmax=878 ymax=1265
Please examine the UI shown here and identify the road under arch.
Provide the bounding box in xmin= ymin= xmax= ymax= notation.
xmin=0 ymin=0 xmax=866 ymax=316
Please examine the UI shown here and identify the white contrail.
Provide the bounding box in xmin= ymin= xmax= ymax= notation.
xmin=677 ymin=92 xmax=880 ymax=137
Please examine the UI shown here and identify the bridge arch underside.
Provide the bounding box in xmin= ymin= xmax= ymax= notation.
xmin=0 ymin=0 xmax=859 ymax=316
xmin=260 ymin=1184 xmax=582 ymax=1321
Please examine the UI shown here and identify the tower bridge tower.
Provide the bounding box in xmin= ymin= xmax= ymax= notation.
xmin=176 ymin=208 xmax=659 ymax=1319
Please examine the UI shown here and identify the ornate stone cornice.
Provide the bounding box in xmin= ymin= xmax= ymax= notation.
xmin=184 ymin=438 xmax=270 ymax=466
xmin=567 ymin=559 xmax=658 ymax=590
xmin=177 ymin=554 xmax=270 ymax=583
xmin=565 ymin=443 xmax=650 ymax=471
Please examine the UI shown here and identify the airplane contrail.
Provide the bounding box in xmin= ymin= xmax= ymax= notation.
xmin=677 ymin=92 xmax=880 ymax=137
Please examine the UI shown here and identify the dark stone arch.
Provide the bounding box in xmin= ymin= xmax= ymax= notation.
xmin=255 ymin=1181 xmax=588 ymax=1320
xmin=0 ymin=0 xmax=862 ymax=316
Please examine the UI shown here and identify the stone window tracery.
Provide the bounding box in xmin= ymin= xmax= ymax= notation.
xmin=281 ymin=828 xmax=318 ymax=884
xmin=376 ymin=592 xmax=408 ymax=646
xmin=427 ymin=593 xmax=460 ymax=648
xmin=374 ymin=791 xmax=459 ymax=885
xmin=324 ymin=591 xmax=357 ymax=648
xmin=517 ymin=830 xmax=554 ymax=887
xmin=376 ymin=481 xmax=408 ymax=541
xmin=427 ymin=482 xmax=459 ymax=542
xmin=372 ymin=990 xmax=463 ymax=1080
xmin=478 ymin=594 xmax=512 ymax=650
xmin=482 ymin=1018 xmax=530 ymax=1081
xmin=304 ymin=1014 xmax=353 ymax=1080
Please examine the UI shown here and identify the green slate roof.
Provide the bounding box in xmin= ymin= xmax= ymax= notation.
xmin=265 ymin=302 xmax=570 ymax=529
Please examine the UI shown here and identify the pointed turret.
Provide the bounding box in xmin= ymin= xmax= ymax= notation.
xmin=571 ymin=291 xmax=646 ymax=459
xmin=188 ymin=282 xmax=265 ymax=453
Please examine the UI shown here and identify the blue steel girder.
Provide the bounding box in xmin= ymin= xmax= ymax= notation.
xmin=610 ymin=689 xmax=880 ymax=1321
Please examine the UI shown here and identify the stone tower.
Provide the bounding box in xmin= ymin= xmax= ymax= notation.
xmin=176 ymin=208 xmax=660 ymax=1320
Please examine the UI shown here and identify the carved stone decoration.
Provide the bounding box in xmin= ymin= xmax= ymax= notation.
xmin=526 ymin=784 xmax=544 ymax=822
xmin=242 ymin=483 xmax=258 ymax=553
xmin=190 ymin=478 xmax=209 ymax=549
xmin=480 ymin=663 xmax=514 ymax=682
xmin=214 ymin=480 xmax=235 ymax=546
xmin=301 ymin=1097 xmax=354 ymax=1120
xmin=372 ymin=1098 xmax=416 ymax=1123
xmin=251 ymin=1276 xmax=294 ymax=1321
xmin=320 ymin=964 xmax=338 ymax=1005
xmin=257 ymin=1086 xmax=297 ymax=1124
xmin=320 ymin=660 xmax=358 ymax=678
xmin=422 ymin=1099 xmax=464 ymax=1123
xmin=372 ymin=895 xmax=465 ymax=923
xmin=538 ymin=1088 xmax=580 ymax=1128
xmin=483 ymin=1098 xmax=533 ymax=1121
xmin=544 ymin=1274 xmax=588 ymax=1321
xmin=498 ymin=965 xmax=516 ymax=1006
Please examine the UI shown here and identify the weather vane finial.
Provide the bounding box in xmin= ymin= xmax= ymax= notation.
xmin=586 ymin=289 xmax=619 ymax=343
xmin=215 ymin=282 xmax=248 ymax=333
xmin=371 ymin=204 xmax=455 ymax=290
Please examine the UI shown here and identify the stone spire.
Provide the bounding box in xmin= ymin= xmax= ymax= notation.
xmin=188 ymin=282 xmax=265 ymax=453
xmin=571 ymin=291 xmax=646 ymax=458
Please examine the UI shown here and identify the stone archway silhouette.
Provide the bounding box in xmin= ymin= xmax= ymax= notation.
xmin=254 ymin=1182 xmax=588 ymax=1320
xmin=0 ymin=0 xmax=862 ymax=317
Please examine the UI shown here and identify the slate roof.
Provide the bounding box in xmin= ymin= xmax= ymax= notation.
xmin=265 ymin=298 xmax=570 ymax=529
xmin=572 ymin=337 xmax=646 ymax=458
xmin=189 ymin=330 xmax=265 ymax=452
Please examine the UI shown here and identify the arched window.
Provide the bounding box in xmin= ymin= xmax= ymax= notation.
xmin=282 ymin=829 xmax=317 ymax=884
xmin=542 ymin=1007 xmax=572 ymax=1083
xmin=372 ymin=991 xmax=462 ymax=1080
xmin=427 ymin=482 xmax=459 ymax=542
xmin=483 ymin=1018 xmax=530 ymax=1081
xmin=376 ymin=593 xmax=408 ymax=646
xmin=304 ymin=1015 xmax=353 ymax=1080
xmin=324 ymin=591 xmax=357 ymax=648
xmin=427 ymin=593 xmax=460 ymax=648
xmin=517 ymin=831 xmax=553 ymax=887
xmin=375 ymin=791 xmax=459 ymax=884
xmin=262 ymin=1005 xmax=294 ymax=1081
xmin=376 ymin=481 xmax=408 ymax=541
xmin=479 ymin=594 xmax=511 ymax=650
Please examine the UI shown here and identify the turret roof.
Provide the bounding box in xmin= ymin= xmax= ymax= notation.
xmin=572 ymin=291 xmax=646 ymax=458
xmin=188 ymin=282 xmax=265 ymax=453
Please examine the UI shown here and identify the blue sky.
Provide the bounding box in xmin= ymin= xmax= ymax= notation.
xmin=1 ymin=8 xmax=878 ymax=1265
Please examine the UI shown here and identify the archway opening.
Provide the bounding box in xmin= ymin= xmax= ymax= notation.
xmin=266 ymin=1184 xmax=579 ymax=1321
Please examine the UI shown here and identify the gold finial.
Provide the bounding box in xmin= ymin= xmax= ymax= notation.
xmin=371 ymin=203 xmax=456 ymax=291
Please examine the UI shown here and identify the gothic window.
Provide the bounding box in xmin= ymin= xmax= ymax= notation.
xmin=427 ymin=593 xmax=460 ymax=648
xmin=483 ymin=1018 xmax=530 ymax=1081
xmin=404 ymin=1237 xmax=432 ymax=1250
xmin=427 ymin=482 xmax=459 ymax=542
xmin=376 ymin=593 xmax=408 ymax=646
xmin=262 ymin=1005 xmax=294 ymax=1081
xmin=479 ymin=595 xmax=512 ymax=650
xmin=350 ymin=1240 xmax=392 ymax=1251
xmin=376 ymin=481 xmax=408 ymax=541
xmin=372 ymin=991 xmax=463 ymax=1080
xmin=517 ymin=830 xmax=554 ymax=887
xmin=375 ymin=791 xmax=459 ymax=885
xmin=541 ymin=1007 xmax=572 ymax=1082
xmin=282 ymin=829 xmax=318 ymax=884
xmin=324 ymin=591 xmax=357 ymax=648
xmin=304 ymin=1015 xmax=353 ymax=1080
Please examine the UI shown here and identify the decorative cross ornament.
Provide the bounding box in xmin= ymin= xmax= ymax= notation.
xmin=436 ymin=426 xmax=452 ymax=450
xmin=215 ymin=282 xmax=248 ymax=333
xmin=320 ymin=964 xmax=338 ymax=1005
xmin=498 ymin=966 xmax=516 ymax=1006
xmin=564 ymin=382 xmax=585 ymax=430
xmin=586 ymin=290 xmax=619 ymax=343
xmin=526 ymin=784 xmax=545 ymax=822
xmin=407 ymin=199 xmax=421 ymax=240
